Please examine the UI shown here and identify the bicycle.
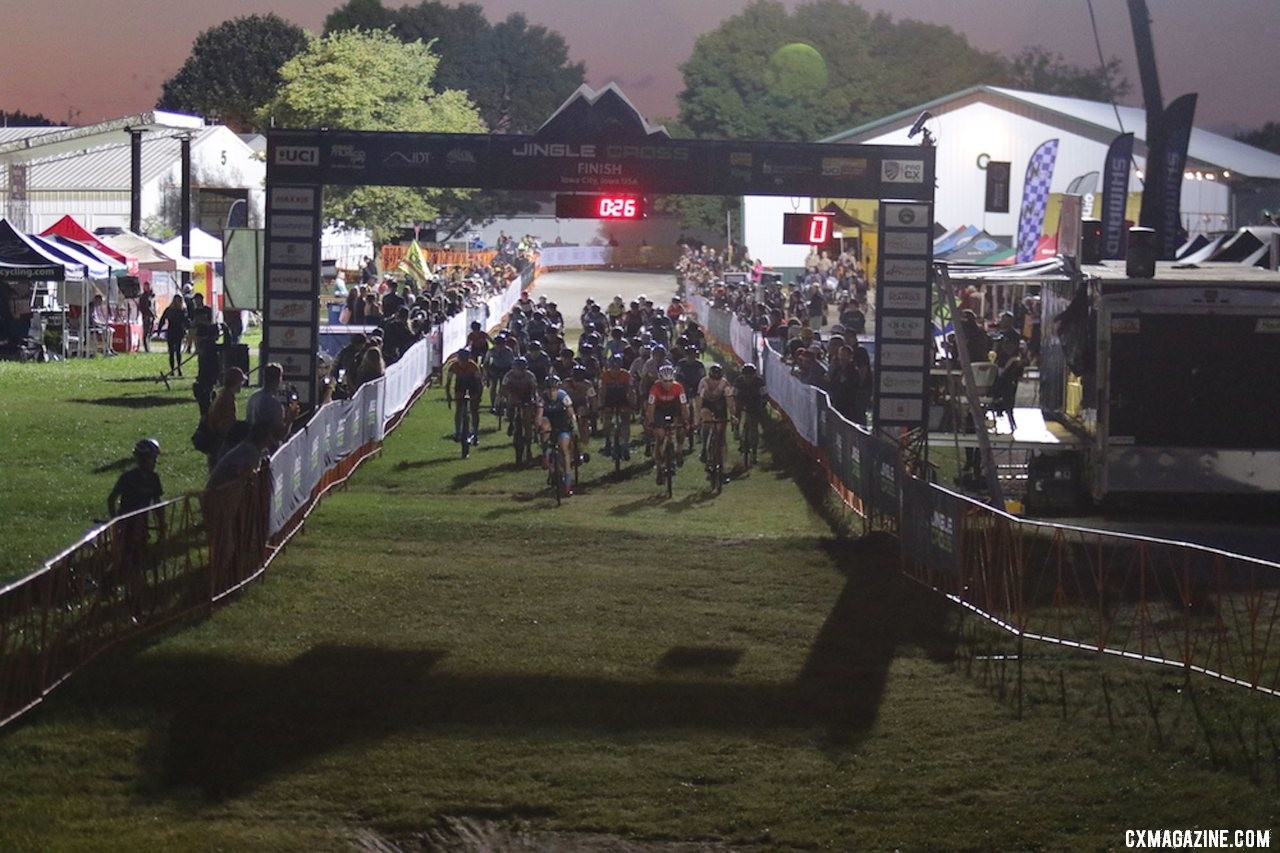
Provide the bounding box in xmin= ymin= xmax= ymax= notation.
xmin=450 ymin=388 xmax=475 ymax=459
xmin=653 ymin=423 xmax=681 ymax=498
xmin=543 ymin=433 xmax=568 ymax=505
xmin=510 ymin=402 xmax=532 ymax=466
xmin=737 ymin=407 xmax=762 ymax=470
xmin=703 ymin=418 xmax=728 ymax=494
xmin=603 ymin=409 xmax=629 ymax=473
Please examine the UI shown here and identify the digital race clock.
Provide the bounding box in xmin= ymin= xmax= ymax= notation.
xmin=781 ymin=212 xmax=835 ymax=245
xmin=554 ymin=193 xmax=647 ymax=220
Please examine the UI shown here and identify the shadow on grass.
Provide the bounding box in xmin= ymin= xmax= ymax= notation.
xmin=392 ymin=457 xmax=460 ymax=472
xmin=657 ymin=646 xmax=743 ymax=675
xmin=69 ymin=395 xmax=190 ymax=409
xmin=92 ymin=456 xmax=133 ymax=474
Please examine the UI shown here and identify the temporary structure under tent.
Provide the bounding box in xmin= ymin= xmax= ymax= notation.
xmin=161 ymin=228 xmax=223 ymax=262
xmin=41 ymin=215 xmax=138 ymax=274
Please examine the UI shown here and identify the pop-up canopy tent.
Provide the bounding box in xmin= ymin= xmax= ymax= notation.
xmin=161 ymin=227 xmax=222 ymax=262
xmin=98 ymin=231 xmax=193 ymax=273
xmin=0 ymin=219 xmax=85 ymax=280
xmin=41 ymin=215 xmax=137 ymax=274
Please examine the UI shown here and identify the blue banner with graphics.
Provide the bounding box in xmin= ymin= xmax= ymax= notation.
xmin=1015 ymin=139 xmax=1060 ymax=263
xmin=1100 ymin=133 xmax=1134 ymax=259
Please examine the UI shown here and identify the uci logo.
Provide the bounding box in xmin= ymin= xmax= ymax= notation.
xmin=275 ymin=146 xmax=320 ymax=166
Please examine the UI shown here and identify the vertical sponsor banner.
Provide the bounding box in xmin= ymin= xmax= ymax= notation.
xmin=267 ymin=432 xmax=308 ymax=536
xmin=363 ymin=377 xmax=386 ymax=443
xmin=865 ymin=434 xmax=902 ymax=520
xmin=303 ymin=418 xmax=326 ymax=499
xmin=1015 ymin=139 xmax=1060 ymax=263
xmin=927 ymin=486 xmax=966 ymax=575
xmin=1154 ymin=93 xmax=1197 ymax=258
xmin=874 ymin=201 xmax=933 ymax=431
xmin=261 ymin=165 xmax=323 ymax=408
xmin=899 ymin=475 xmax=932 ymax=565
xmin=1100 ymin=133 xmax=1135 ymax=259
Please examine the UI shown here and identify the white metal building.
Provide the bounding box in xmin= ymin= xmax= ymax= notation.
xmin=0 ymin=112 xmax=265 ymax=237
xmin=819 ymin=85 xmax=1280 ymax=237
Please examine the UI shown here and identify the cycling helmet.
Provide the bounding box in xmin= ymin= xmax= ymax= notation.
xmin=134 ymin=438 xmax=161 ymax=457
xmin=657 ymin=364 xmax=676 ymax=381
xmin=544 ymin=374 xmax=562 ymax=388
xmin=560 ymin=347 xmax=574 ymax=359
xmin=528 ymin=340 xmax=543 ymax=350
xmin=652 ymin=344 xmax=668 ymax=356
xmin=470 ymin=321 xmax=481 ymax=331
xmin=742 ymin=363 xmax=757 ymax=374
xmin=514 ymin=356 xmax=529 ymax=368
xmin=709 ymin=363 xmax=724 ymax=376
xmin=457 ymin=347 xmax=471 ymax=359
xmin=609 ymin=354 xmax=624 ymax=366
xmin=571 ymin=365 xmax=587 ymax=379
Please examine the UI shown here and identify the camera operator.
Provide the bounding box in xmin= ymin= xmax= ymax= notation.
xmin=245 ymin=362 xmax=299 ymax=448
xmin=192 ymin=317 xmax=223 ymax=417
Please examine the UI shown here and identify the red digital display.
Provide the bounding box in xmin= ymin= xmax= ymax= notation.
xmin=781 ymin=212 xmax=835 ymax=245
xmin=555 ymin=193 xmax=646 ymax=220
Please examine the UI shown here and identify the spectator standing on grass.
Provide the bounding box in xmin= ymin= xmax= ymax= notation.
xmin=245 ymin=362 xmax=298 ymax=446
xmin=108 ymin=438 xmax=164 ymax=519
xmin=203 ymin=367 xmax=246 ymax=469
xmin=137 ymin=284 xmax=156 ymax=353
xmin=155 ymin=294 xmax=190 ymax=376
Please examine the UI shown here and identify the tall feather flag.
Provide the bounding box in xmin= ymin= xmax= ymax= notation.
xmin=1100 ymin=132 xmax=1135 ymax=258
xmin=397 ymin=239 xmax=433 ymax=283
xmin=1015 ymin=139 xmax=1060 ymax=263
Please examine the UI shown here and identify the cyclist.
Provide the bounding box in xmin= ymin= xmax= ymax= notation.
xmin=536 ymin=374 xmax=579 ymax=496
xmin=465 ymin=321 xmax=491 ymax=359
xmin=645 ymin=363 xmax=688 ymax=484
xmin=666 ymin=295 xmax=684 ymax=323
xmin=526 ymin=340 xmax=553 ymax=385
xmin=673 ymin=345 xmax=706 ymax=425
xmin=484 ymin=332 xmax=516 ymax=413
xmin=606 ymin=294 xmax=626 ymax=322
xmin=501 ymin=355 xmax=539 ymax=436
xmin=604 ymin=327 xmax=628 ymax=359
xmin=562 ymin=364 xmax=597 ymax=450
xmin=732 ymin=362 xmax=769 ymax=454
xmin=683 ymin=319 xmax=706 ymax=356
xmin=696 ymin=363 xmax=734 ymax=465
xmin=598 ymin=353 xmax=636 ymax=460
xmin=446 ymin=348 xmax=484 ymax=445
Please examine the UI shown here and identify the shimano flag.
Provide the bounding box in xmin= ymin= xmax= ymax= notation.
xmin=1100 ymin=133 xmax=1134 ymax=259
xmin=1015 ymin=139 xmax=1060 ymax=263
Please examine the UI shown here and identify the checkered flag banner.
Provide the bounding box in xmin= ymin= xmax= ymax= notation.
xmin=1015 ymin=139 xmax=1060 ymax=263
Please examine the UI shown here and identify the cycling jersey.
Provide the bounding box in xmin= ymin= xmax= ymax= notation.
xmin=466 ymin=330 xmax=491 ymax=355
xmin=733 ymin=375 xmax=767 ymax=411
xmin=697 ymin=376 xmax=733 ymax=417
xmin=540 ymin=389 xmax=575 ymax=434
xmin=527 ymin=352 xmax=552 ymax=383
xmin=648 ymin=380 xmax=687 ymax=422
xmin=599 ymin=367 xmax=633 ymax=409
xmin=563 ymin=379 xmax=595 ymax=410
xmin=501 ymin=368 xmax=538 ymax=404
xmin=674 ymin=358 xmax=706 ymax=391
xmin=485 ymin=345 xmax=515 ymax=373
xmin=449 ymin=359 xmax=483 ymax=390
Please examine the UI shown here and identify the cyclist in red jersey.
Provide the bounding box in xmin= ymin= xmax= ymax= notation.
xmin=645 ymin=363 xmax=687 ymax=483
xmin=465 ymin=321 xmax=491 ymax=358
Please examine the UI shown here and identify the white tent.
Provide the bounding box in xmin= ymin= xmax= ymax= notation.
xmin=99 ymin=231 xmax=194 ymax=273
xmin=162 ymin=228 xmax=222 ymax=262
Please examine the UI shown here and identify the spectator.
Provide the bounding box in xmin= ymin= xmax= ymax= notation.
xmin=137 ymin=284 xmax=156 ymax=353
xmin=353 ymin=345 xmax=386 ymax=389
xmin=108 ymin=438 xmax=164 ymax=519
xmin=155 ymin=294 xmax=189 ymax=375
xmin=245 ymin=362 xmax=298 ymax=446
xmin=203 ymin=367 xmax=247 ymax=469
xmin=205 ymin=420 xmax=273 ymax=492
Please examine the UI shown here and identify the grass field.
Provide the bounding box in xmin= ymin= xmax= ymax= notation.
xmin=0 ymin=346 xmax=222 ymax=582
xmin=1 ymin=359 xmax=1276 ymax=850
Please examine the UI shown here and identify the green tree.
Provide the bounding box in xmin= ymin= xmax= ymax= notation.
xmin=1006 ymin=46 xmax=1131 ymax=101
xmin=325 ymin=0 xmax=585 ymax=134
xmin=1236 ymin=121 xmax=1280 ymax=155
xmin=0 ymin=110 xmax=62 ymax=127
xmin=157 ymin=14 xmax=311 ymax=132
xmin=677 ymin=0 xmax=1006 ymax=143
xmin=257 ymin=29 xmax=486 ymax=241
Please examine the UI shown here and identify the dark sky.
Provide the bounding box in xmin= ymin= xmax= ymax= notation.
xmin=3 ymin=0 xmax=1276 ymax=133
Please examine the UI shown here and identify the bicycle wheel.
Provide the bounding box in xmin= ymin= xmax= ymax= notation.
xmin=459 ymin=399 xmax=471 ymax=459
xmin=708 ymin=427 xmax=724 ymax=494
xmin=552 ymin=444 xmax=564 ymax=505
xmin=664 ymin=439 xmax=675 ymax=498
xmin=742 ymin=415 xmax=757 ymax=470
xmin=612 ymin=416 xmax=623 ymax=473
xmin=513 ymin=413 xmax=527 ymax=465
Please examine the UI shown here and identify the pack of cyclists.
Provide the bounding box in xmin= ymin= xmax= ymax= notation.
xmin=445 ymin=291 xmax=768 ymax=496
